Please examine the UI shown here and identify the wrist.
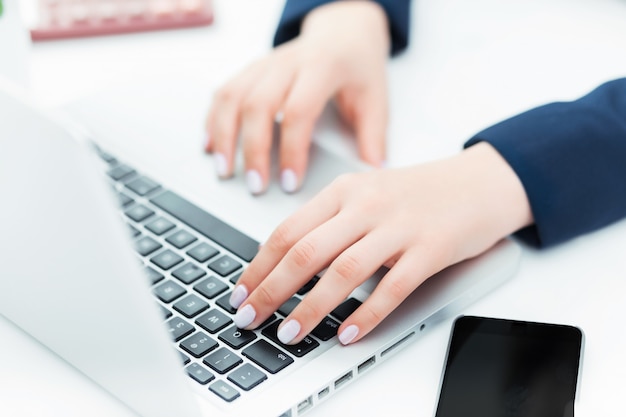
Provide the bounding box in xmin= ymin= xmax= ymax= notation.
xmin=301 ymin=1 xmax=390 ymax=53
xmin=461 ymin=142 xmax=533 ymax=240
xmin=434 ymin=142 xmax=533 ymax=262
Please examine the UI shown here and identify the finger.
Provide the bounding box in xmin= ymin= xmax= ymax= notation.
xmin=352 ymin=87 xmax=388 ymax=167
xmin=231 ymin=176 xmax=346 ymax=306
xmin=208 ymin=60 xmax=266 ymax=178
xmin=277 ymin=228 xmax=401 ymax=344
xmin=336 ymin=247 xmax=438 ymax=345
xmin=239 ymin=64 xmax=297 ymax=194
xmin=232 ymin=209 xmax=367 ymax=331
xmin=279 ymin=67 xmax=339 ymax=193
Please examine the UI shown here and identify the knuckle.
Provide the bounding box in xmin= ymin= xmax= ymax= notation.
xmin=288 ymin=239 xmax=317 ymax=270
xmin=254 ymin=285 xmax=276 ymax=307
xmin=380 ymin=276 xmax=410 ymax=304
xmin=332 ymin=254 xmax=362 ymax=284
xmin=213 ymin=85 xmax=238 ymax=106
xmin=241 ymin=95 xmax=267 ymax=118
xmin=331 ymin=172 xmax=358 ymax=192
xmin=295 ymin=297 xmax=325 ymax=323
xmin=360 ymin=303 xmax=386 ymax=325
xmin=267 ymin=222 xmax=296 ymax=253
xmin=281 ymin=101 xmax=308 ymax=126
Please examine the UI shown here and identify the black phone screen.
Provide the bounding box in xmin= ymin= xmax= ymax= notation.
xmin=434 ymin=316 xmax=583 ymax=417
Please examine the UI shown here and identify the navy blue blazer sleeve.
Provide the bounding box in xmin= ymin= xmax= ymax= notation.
xmin=465 ymin=78 xmax=626 ymax=248
xmin=273 ymin=0 xmax=411 ymax=56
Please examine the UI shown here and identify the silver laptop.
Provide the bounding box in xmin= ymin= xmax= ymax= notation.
xmin=0 ymin=78 xmax=521 ymax=417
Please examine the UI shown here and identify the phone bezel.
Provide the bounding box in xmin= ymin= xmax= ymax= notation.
xmin=433 ymin=315 xmax=585 ymax=417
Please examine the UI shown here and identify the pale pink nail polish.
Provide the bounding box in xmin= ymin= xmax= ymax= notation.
xmin=214 ymin=153 xmax=228 ymax=178
xmin=233 ymin=304 xmax=256 ymax=328
xmin=277 ymin=320 xmax=301 ymax=344
xmin=338 ymin=324 xmax=359 ymax=345
xmin=229 ymin=285 xmax=248 ymax=309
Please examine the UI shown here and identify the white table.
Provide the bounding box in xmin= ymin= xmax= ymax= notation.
xmin=2 ymin=0 xmax=626 ymax=416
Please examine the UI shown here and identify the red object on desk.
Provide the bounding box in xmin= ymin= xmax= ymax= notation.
xmin=30 ymin=0 xmax=214 ymax=41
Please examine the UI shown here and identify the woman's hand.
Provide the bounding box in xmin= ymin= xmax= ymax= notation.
xmin=229 ymin=142 xmax=533 ymax=345
xmin=205 ymin=1 xmax=390 ymax=194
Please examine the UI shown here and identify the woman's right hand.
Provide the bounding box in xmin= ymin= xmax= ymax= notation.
xmin=205 ymin=1 xmax=391 ymax=194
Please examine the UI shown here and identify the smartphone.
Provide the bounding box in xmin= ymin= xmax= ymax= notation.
xmin=434 ymin=316 xmax=583 ymax=417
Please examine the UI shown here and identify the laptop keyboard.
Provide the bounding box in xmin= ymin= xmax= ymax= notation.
xmin=95 ymin=147 xmax=361 ymax=404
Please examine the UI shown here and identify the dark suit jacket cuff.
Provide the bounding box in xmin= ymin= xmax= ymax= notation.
xmin=273 ymin=0 xmax=410 ymax=56
xmin=465 ymin=78 xmax=626 ymax=248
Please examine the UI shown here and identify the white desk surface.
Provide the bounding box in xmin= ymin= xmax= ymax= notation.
xmin=3 ymin=0 xmax=626 ymax=416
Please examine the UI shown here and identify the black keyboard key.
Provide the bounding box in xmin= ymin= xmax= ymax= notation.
xmin=187 ymin=242 xmax=219 ymax=263
xmin=331 ymin=297 xmax=362 ymax=322
xmin=218 ymin=325 xmax=257 ymax=349
xmin=166 ymin=316 xmax=195 ymax=342
xmin=196 ymin=309 xmax=232 ymax=334
xmin=277 ymin=297 xmax=301 ymax=317
xmin=153 ymin=280 xmax=186 ymax=303
xmin=128 ymin=224 xmax=141 ymax=238
xmin=95 ymin=148 xmax=117 ymax=164
xmin=125 ymin=175 xmax=161 ymax=196
xmin=107 ymin=164 xmax=136 ymax=181
xmin=150 ymin=190 xmax=259 ymax=262
xmin=228 ymin=363 xmax=267 ymax=391
xmin=242 ymin=340 xmax=293 ymax=374
xmin=166 ymin=229 xmax=197 ymax=249
xmin=124 ymin=204 xmax=155 ymax=223
xmin=186 ymin=363 xmax=215 ymax=385
xmin=203 ymin=347 xmax=242 ymax=374
xmin=117 ymin=192 xmax=134 ymax=207
xmin=144 ymin=266 xmax=164 ymax=285
xmin=208 ymin=255 xmax=242 ymax=277
xmin=215 ymin=292 xmax=237 ymax=314
xmin=312 ymin=317 xmax=340 ymax=341
xmin=172 ymin=262 xmax=206 ymax=285
xmin=194 ymin=276 xmax=228 ymax=300
xmin=159 ymin=305 xmax=172 ymax=319
xmin=135 ymin=236 xmax=162 ymax=256
xmin=150 ymin=249 xmax=184 ymax=270
xmin=255 ymin=314 xmax=277 ymax=330
xmin=179 ymin=351 xmax=191 ymax=365
xmin=297 ymin=275 xmax=320 ymax=295
xmin=180 ymin=331 xmax=218 ymax=357
xmin=173 ymin=294 xmax=210 ymax=318
xmin=145 ymin=217 xmax=176 ymax=236
xmin=209 ymin=380 xmax=240 ymax=402
xmin=262 ymin=321 xmax=319 ymax=358
xmin=229 ymin=272 xmax=242 ymax=285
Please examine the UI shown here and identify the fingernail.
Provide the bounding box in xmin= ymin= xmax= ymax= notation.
xmin=277 ymin=320 xmax=301 ymax=344
xmin=338 ymin=324 xmax=359 ymax=345
xmin=229 ymin=285 xmax=248 ymax=309
xmin=245 ymin=170 xmax=264 ymax=195
xmin=280 ymin=169 xmax=298 ymax=193
xmin=233 ymin=304 xmax=256 ymax=328
xmin=214 ymin=153 xmax=228 ymax=178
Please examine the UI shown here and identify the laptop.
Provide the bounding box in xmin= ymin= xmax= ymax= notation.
xmin=0 ymin=77 xmax=521 ymax=417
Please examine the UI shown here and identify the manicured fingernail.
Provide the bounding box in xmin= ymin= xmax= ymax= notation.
xmin=214 ymin=153 xmax=228 ymax=177
xmin=338 ymin=324 xmax=359 ymax=345
xmin=233 ymin=304 xmax=256 ymax=328
xmin=246 ymin=170 xmax=264 ymax=195
xmin=277 ymin=320 xmax=301 ymax=345
xmin=280 ymin=169 xmax=298 ymax=193
xmin=229 ymin=285 xmax=248 ymax=309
